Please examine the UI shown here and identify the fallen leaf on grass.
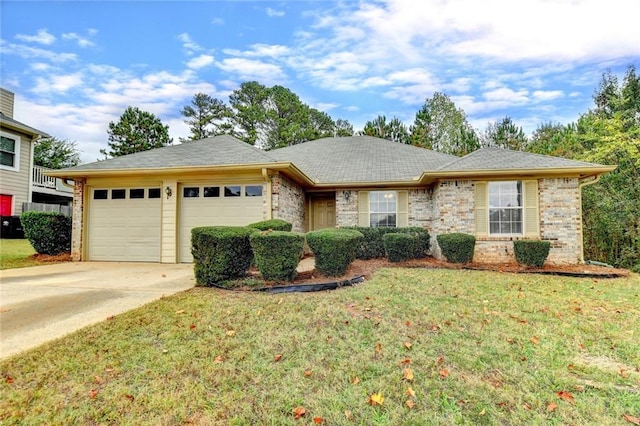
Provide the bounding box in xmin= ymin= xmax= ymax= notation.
xmin=189 ymin=324 xmax=196 ymax=330
xmin=351 ymin=376 xmax=360 ymax=385
xmin=623 ymin=414 xmax=640 ymax=425
xmin=344 ymin=410 xmax=353 ymax=420
xmin=274 ymin=354 xmax=283 ymax=362
xmin=405 ymin=400 xmax=415 ymax=409
xmin=556 ymin=391 xmax=575 ymax=405
xmin=292 ymin=406 xmax=306 ymax=419
xmin=400 ymin=358 xmax=411 ymax=365
xmin=375 ymin=342 xmax=382 ymax=355
xmin=530 ymin=336 xmax=540 ymax=345
xmin=4 ymin=375 xmax=14 ymax=384
xmin=175 ymin=309 xmax=185 ymax=314
xmin=404 ymin=342 xmax=412 ymax=349
xmin=547 ymin=402 xmax=558 ymax=412
xmin=313 ymin=417 xmax=324 ymax=424
xmin=94 ymin=376 xmax=103 ymax=384
xmin=368 ymin=393 xmax=384 ymax=406
xmin=304 ymin=370 xmax=312 ymax=377
xmin=440 ymin=369 xmax=449 ymax=379
xmin=214 ymin=356 xmax=223 ymax=363
xmin=124 ymin=394 xmax=134 ymax=401
xmin=226 ymin=330 xmax=236 ymax=337
xmin=89 ymin=389 xmax=99 ymax=399
xmin=523 ymin=402 xmax=532 ymax=410
xmin=403 ymin=368 xmax=414 ymax=381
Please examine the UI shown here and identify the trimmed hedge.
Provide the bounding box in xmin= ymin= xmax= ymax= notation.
xmin=248 ymin=219 xmax=292 ymax=232
xmin=436 ymin=233 xmax=476 ymax=264
xmin=21 ymin=211 xmax=71 ymax=255
xmin=383 ymin=233 xmax=415 ymax=262
xmin=191 ymin=226 xmax=256 ymax=286
xmin=343 ymin=226 xmax=430 ymax=259
xmin=306 ymin=228 xmax=364 ymax=277
xmin=250 ymin=231 xmax=305 ymax=281
xmin=514 ymin=240 xmax=551 ymax=267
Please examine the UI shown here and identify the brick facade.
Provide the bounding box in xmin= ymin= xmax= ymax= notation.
xmin=539 ymin=178 xmax=582 ymax=264
xmin=71 ymin=178 xmax=85 ymax=261
xmin=270 ymin=173 xmax=306 ymax=232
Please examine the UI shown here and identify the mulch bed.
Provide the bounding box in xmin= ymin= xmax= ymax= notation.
xmin=247 ymin=257 xmax=630 ymax=290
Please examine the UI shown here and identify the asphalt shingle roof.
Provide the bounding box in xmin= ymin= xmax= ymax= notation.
xmin=269 ymin=136 xmax=459 ymax=183
xmin=438 ymin=147 xmax=604 ymax=171
xmin=66 ymin=135 xmax=277 ymax=171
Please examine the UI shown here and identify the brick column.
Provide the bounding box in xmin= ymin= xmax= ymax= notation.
xmin=71 ymin=178 xmax=85 ymax=261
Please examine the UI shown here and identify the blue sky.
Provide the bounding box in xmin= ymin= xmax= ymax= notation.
xmin=1 ymin=0 xmax=639 ymax=163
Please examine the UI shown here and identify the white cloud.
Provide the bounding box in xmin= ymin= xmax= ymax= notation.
xmin=178 ymin=33 xmax=203 ymax=55
xmin=15 ymin=29 xmax=56 ymax=45
xmin=216 ymin=58 xmax=286 ymax=84
xmin=211 ymin=17 xmax=224 ymax=25
xmin=483 ymin=88 xmax=529 ymax=104
xmin=266 ymin=7 xmax=285 ymax=17
xmin=532 ymin=90 xmax=564 ymax=102
xmin=62 ymin=32 xmax=95 ymax=48
xmin=33 ymin=73 xmax=84 ymax=94
xmin=1 ymin=40 xmax=77 ymax=62
xmin=187 ymin=54 xmax=215 ymax=69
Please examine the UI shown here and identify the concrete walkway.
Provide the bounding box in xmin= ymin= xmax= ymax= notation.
xmin=0 ymin=262 xmax=194 ymax=360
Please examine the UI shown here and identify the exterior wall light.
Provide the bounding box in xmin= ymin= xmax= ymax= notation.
xmin=165 ymin=186 xmax=172 ymax=199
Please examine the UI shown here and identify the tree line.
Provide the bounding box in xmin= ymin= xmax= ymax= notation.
xmin=36 ymin=66 xmax=639 ymax=270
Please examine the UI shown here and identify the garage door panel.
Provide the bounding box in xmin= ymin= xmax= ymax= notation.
xmin=179 ymin=183 xmax=264 ymax=263
xmin=88 ymin=188 xmax=161 ymax=262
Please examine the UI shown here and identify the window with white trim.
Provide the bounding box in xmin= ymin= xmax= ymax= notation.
xmin=0 ymin=132 xmax=20 ymax=171
xmin=369 ymin=190 xmax=397 ymax=227
xmin=488 ymin=181 xmax=523 ymax=235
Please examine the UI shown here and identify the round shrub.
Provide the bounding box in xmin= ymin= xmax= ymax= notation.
xmin=383 ymin=233 xmax=415 ymax=262
xmin=248 ymin=219 xmax=293 ymax=232
xmin=404 ymin=227 xmax=430 ymax=259
xmin=191 ymin=226 xmax=256 ymax=286
xmin=514 ymin=240 xmax=551 ymax=267
xmin=306 ymin=228 xmax=364 ymax=277
xmin=343 ymin=226 xmax=430 ymax=259
xmin=21 ymin=211 xmax=71 ymax=255
xmin=436 ymin=233 xmax=476 ymax=264
xmin=250 ymin=231 xmax=305 ymax=281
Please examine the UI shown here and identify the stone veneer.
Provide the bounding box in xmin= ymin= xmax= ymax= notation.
xmin=71 ymin=178 xmax=85 ymax=261
xmin=430 ymin=180 xmax=475 ymax=258
xmin=538 ymin=177 xmax=582 ymax=264
xmin=270 ymin=173 xmax=305 ymax=232
xmin=336 ymin=190 xmax=358 ymax=226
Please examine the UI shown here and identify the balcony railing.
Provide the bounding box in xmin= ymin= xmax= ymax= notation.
xmin=32 ymin=165 xmax=73 ymax=193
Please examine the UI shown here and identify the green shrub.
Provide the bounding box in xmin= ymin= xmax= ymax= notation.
xmin=513 ymin=240 xmax=551 ymax=267
xmin=306 ymin=228 xmax=363 ymax=277
xmin=191 ymin=226 xmax=256 ymax=286
xmin=250 ymin=231 xmax=305 ymax=281
xmin=248 ymin=219 xmax=292 ymax=232
xmin=21 ymin=211 xmax=71 ymax=255
xmin=436 ymin=233 xmax=476 ymax=264
xmin=343 ymin=226 xmax=430 ymax=259
xmin=383 ymin=233 xmax=415 ymax=262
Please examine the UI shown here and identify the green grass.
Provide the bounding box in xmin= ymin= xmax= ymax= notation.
xmin=1 ymin=268 xmax=639 ymax=425
xmin=0 ymin=239 xmax=38 ymax=270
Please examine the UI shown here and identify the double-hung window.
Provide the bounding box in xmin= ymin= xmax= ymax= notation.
xmin=488 ymin=181 xmax=523 ymax=235
xmin=0 ymin=133 xmax=19 ymax=170
xmin=369 ymin=191 xmax=397 ymax=227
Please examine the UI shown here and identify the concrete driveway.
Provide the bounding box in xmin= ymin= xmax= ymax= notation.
xmin=0 ymin=262 xmax=194 ymax=360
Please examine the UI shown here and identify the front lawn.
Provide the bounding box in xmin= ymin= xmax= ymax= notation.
xmin=0 ymin=239 xmax=37 ymax=270
xmin=1 ymin=269 xmax=638 ymax=425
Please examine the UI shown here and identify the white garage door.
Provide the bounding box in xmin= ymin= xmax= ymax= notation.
xmin=88 ymin=187 xmax=162 ymax=262
xmin=179 ymin=183 xmax=264 ymax=263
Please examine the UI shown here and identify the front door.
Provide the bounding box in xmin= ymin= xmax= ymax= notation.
xmin=312 ymin=197 xmax=336 ymax=230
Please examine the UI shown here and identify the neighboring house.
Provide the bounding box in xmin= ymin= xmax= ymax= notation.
xmin=0 ymin=88 xmax=72 ymax=232
xmin=48 ymin=135 xmax=615 ymax=265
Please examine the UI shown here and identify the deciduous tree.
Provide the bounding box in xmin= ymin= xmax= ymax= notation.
xmin=34 ymin=137 xmax=81 ymax=169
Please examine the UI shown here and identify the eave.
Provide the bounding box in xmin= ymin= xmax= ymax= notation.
xmin=417 ymin=165 xmax=618 ymax=185
xmin=46 ymin=162 xmax=316 ymax=187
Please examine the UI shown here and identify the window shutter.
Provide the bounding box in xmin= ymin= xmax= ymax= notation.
xmin=523 ymin=180 xmax=540 ymax=237
xmin=358 ymin=191 xmax=370 ymax=227
xmin=474 ymin=182 xmax=488 ymax=237
xmin=397 ymin=191 xmax=409 ymax=227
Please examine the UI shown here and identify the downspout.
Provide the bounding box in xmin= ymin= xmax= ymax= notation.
xmin=577 ymin=174 xmax=602 ymax=263
xmin=262 ymin=168 xmax=272 ymax=220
